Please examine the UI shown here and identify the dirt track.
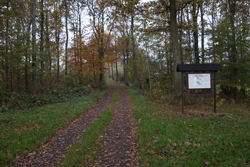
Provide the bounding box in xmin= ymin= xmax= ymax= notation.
xmin=15 ymin=81 xmax=138 ymax=167
xmin=93 ymin=81 xmax=138 ymax=167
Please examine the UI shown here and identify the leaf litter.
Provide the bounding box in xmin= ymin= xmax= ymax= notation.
xmin=92 ymin=81 xmax=139 ymax=167
xmin=15 ymin=88 xmax=116 ymax=166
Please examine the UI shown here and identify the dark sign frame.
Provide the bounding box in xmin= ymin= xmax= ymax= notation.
xmin=177 ymin=64 xmax=222 ymax=114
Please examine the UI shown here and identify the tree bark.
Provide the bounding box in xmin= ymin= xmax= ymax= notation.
xmin=170 ymin=0 xmax=182 ymax=103
xmin=5 ymin=0 xmax=10 ymax=91
xmin=192 ymin=3 xmax=199 ymax=64
xmin=32 ymin=0 xmax=37 ymax=92
xmin=65 ymin=0 xmax=68 ymax=88
xmin=131 ymin=14 xmax=137 ymax=86
xmin=111 ymin=62 xmax=114 ymax=80
xmin=40 ymin=0 xmax=44 ymax=92
xmin=201 ymin=3 xmax=205 ymax=63
xmin=125 ymin=38 xmax=129 ymax=86
xmin=228 ymin=0 xmax=237 ymax=100
xmin=99 ymin=6 xmax=105 ymax=88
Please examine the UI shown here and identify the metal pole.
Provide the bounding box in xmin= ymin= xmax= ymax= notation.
xmin=214 ymin=72 xmax=216 ymax=113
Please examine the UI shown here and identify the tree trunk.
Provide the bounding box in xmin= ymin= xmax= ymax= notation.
xmin=108 ymin=62 xmax=111 ymax=78
xmin=32 ymin=0 xmax=37 ymax=92
xmin=111 ymin=62 xmax=114 ymax=80
xmin=131 ymin=14 xmax=137 ymax=86
xmin=45 ymin=9 xmax=51 ymax=79
xmin=5 ymin=0 xmax=10 ymax=91
xmin=40 ymin=0 xmax=44 ymax=92
xmin=201 ymin=4 xmax=205 ymax=63
xmin=212 ymin=1 xmax=216 ymax=62
xmin=25 ymin=24 xmax=31 ymax=92
xmin=170 ymin=0 xmax=182 ymax=103
xmin=115 ymin=41 xmax=118 ymax=82
xmin=228 ymin=0 xmax=237 ymax=100
xmin=99 ymin=6 xmax=105 ymax=88
xmin=65 ymin=0 xmax=68 ymax=88
xmin=125 ymin=38 xmax=129 ymax=86
xmin=116 ymin=53 xmax=118 ymax=82
xmin=55 ymin=3 xmax=60 ymax=83
xmin=192 ymin=3 xmax=199 ymax=64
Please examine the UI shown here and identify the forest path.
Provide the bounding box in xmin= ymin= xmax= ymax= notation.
xmin=92 ymin=80 xmax=139 ymax=167
xmin=15 ymin=86 xmax=116 ymax=166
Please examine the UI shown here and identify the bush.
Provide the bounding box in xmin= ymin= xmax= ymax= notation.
xmin=0 ymin=86 xmax=92 ymax=112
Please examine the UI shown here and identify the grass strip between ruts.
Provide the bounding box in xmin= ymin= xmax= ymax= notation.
xmin=127 ymin=88 xmax=250 ymax=167
xmin=61 ymin=89 xmax=121 ymax=167
xmin=0 ymin=90 xmax=107 ymax=166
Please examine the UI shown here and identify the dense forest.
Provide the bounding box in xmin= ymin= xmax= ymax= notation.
xmin=0 ymin=0 xmax=250 ymax=105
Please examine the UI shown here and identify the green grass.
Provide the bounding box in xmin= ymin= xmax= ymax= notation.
xmin=127 ymin=88 xmax=250 ymax=166
xmin=61 ymin=89 xmax=121 ymax=167
xmin=106 ymin=79 xmax=117 ymax=86
xmin=107 ymin=78 xmax=130 ymax=87
xmin=0 ymin=90 xmax=107 ymax=166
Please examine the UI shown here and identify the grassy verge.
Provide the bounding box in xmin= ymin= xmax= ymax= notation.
xmin=61 ymin=89 xmax=121 ymax=167
xmin=127 ymin=89 xmax=250 ymax=166
xmin=0 ymin=90 xmax=107 ymax=166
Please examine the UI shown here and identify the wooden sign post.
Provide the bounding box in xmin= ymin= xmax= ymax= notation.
xmin=177 ymin=64 xmax=222 ymax=114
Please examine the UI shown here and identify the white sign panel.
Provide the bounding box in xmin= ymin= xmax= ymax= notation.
xmin=188 ymin=73 xmax=211 ymax=89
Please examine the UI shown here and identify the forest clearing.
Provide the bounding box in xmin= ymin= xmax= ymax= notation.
xmin=1 ymin=0 xmax=250 ymax=166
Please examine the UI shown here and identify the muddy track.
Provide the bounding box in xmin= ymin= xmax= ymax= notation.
xmin=93 ymin=81 xmax=139 ymax=167
xmin=15 ymin=88 xmax=116 ymax=167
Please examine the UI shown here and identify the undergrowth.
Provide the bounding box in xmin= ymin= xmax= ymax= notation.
xmin=0 ymin=85 xmax=93 ymax=112
xmin=0 ymin=90 xmax=107 ymax=166
xmin=128 ymin=88 xmax=250 ymax=166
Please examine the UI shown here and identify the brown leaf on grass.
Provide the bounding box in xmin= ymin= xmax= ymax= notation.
xmin=172 ymin=143 xmax=177 ymax=147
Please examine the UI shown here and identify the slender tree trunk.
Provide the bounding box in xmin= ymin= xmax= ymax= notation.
xmin=99 ymin=6 xmax=105 ymax=88
xmin=5 ymin=0 xmax=10 ymax=91
xmin=32 ymin=0 xmax=37 ymax=92
xmin=187 ymin=7 xmax=192 ymax=64
xmin=116 ymin=53 xmax=118 ymax=82
xmin=228 ymin=0 xmax=237 ymax=100
xmin=78 ymin=3 xmax=83 ymax=84
xmin=115 ymin=41 xmax=118 ymax=82
xmin=65 ymin=0 xmax=68 ymax=88
xmin=170 ymin=0 xmax=182 ymax=103
xmin=212 ymin=1 xmax=216 ymax=62
xmin=111 ymin=62 xmax=114 ymax=80
xmin=124 ymin=38 xmax=129 ymax=86
xmin=40 ymin=0 xmax=44 ymax=92
xmin=55 ymin=4 xmax=60 ymax=83
xmin=179 ymin=9 xmax=184 ymax=64
xmin=192 ymin=3 xmax=199 ymax=64
xmin=45 ymin=9 xmax=51 ymax=79
xmin=108 ymin=62 xmax=111 ymax=78
xmin=201 ymin=4 xmax=205 ymax=63
xmin=25 ymin=24 xmax=31 ymax=92
xmin=131 ymin=14 xmax=137 ymax=86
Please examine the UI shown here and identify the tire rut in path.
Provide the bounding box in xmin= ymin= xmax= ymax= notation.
xmin=93 ymin=83 xmax=139 ymax=167
xmin=15 ymin=88 xmax=116 ymax=167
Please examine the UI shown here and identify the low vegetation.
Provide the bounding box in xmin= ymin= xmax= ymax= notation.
xmin=0 ymin=85 xmax=93 ymax=112
xmin=128 ymin=88 xmax=250 ymax=166
xmin=0 ymin=90 xmax=107 ymax=166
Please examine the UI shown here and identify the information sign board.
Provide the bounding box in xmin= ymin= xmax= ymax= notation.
xmin=188 ymin=73 xmax=211 ymax=89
